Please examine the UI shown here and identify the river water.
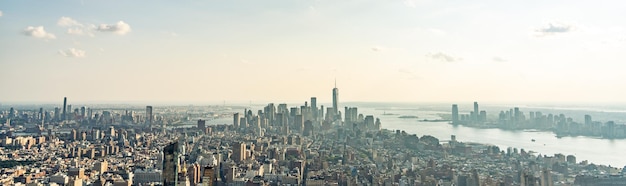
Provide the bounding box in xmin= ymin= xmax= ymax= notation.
xmin=198 ymin=103 xmax=626 ymax=167
xmin=353 ymin=104 xmax=626 ymax=168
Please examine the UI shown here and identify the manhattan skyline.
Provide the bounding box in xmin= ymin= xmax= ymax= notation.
xmin=2 ymin=0 xmax=626 ymax=104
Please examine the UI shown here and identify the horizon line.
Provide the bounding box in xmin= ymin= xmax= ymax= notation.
xmin=2 ymin=100 xmax=626 ymax=106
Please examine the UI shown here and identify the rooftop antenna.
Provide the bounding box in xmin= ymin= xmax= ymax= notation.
xmin=334 ymin=78 xmax=337 ymax=88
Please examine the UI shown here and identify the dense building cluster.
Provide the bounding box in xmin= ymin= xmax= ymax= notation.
xmin=1 ymin=89 xmax=625 ymax=186
xmin=451 ymin=102 xmax=626 ymax=139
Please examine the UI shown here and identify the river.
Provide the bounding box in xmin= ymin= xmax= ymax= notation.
xmin=194 ymin=102 xmax=626 ymax=167
xmin=353 ymin=104 xmax=626 ymax=168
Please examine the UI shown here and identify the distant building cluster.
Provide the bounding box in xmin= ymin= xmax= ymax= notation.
xmin=0 ymin=88 xmax=625 ymax=186
xmin=451 ymin=102 xmax=626 ymax=139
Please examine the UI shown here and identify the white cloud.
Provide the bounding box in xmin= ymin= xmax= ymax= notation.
xmin=371 ymin=46 xmax=383 ymax=52
xmin=534 ymin=22 xmax=575 ymax=37
xmin=96 ymin=21 xmax=131 ymax=35
xmin=22 ymin=26 xmax=56 ymax=39
xmin=427 ymin=52 xmax=459 ymax=62
xmin=58 ymin=48 xmax=86 ymax=58
xmin=58 ymin=17 xmax=82 ymax=27
xmin=0 ymin=11 xmax=3 ymax=17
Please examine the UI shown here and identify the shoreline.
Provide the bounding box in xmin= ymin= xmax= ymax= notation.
xmin=450 ymin=122 xmax=626 ymax=140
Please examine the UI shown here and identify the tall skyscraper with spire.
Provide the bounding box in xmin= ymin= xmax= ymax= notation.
xmin=332 ymin=80 xmax=339 ymax=118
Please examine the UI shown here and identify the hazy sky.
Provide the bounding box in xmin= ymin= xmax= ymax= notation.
xmin=1 ymin=0 xmax=626 ymax=104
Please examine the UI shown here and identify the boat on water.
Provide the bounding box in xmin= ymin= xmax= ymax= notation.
xmin=398 ymin=115 xmax=419 ymax=119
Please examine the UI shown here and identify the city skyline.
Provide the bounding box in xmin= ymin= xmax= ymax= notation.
xmin=2 ymin=1 xmax=626 ymax=103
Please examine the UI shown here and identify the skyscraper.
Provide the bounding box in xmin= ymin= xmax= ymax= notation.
xmin=163 ymin=142 xmax=179 ymax=186
xmin=451 ymin=104 xmax=459 ymax=124
xmin=239 ymin=118 xmax=247 ymax=131
xmin=54 ymin=107 xmax=60 ymax=121
xmin=479 ymin=111 xmax=487 ymax=122
xmin=146 ymin=106 xmax=153 ymax=128
xmin=67 ymin=105 xmax=72 ymax=119
xmin=295 ymin=114 xmax=304 ymax=134
xmin=8 ymin=107 xmax=15 ymax=119
xmin=197 ymin=119 xmax=206 ymax=130
xmin=473 ymin=102 xmax=479 ymax=121
xmin=233 ymin=113 xmax=240 ymax=129
xmin=311 ymin=97 xmax=318 ymax=120
xmin=584 ymin=115 xmax=592 ymax=126
xmin=263 ymin=103 xmax=276 ymax=122
xmin=87 ymin=108 xmax=92 ymax=120
xmin=80 ymin=107 xmax=86 ymax=119
xmin=232 ymin=142 xmax=246 ymax=163
xmin=62 ymin=97 xmax=67 ymax=121
xmin=332 ymin=80 xmax=339 ymax=118
xmin=39 ymin=107 xmax=44 ymax=121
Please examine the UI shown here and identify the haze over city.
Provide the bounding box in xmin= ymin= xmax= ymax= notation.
xmin=2 ymin=0 xmax=626 ymax=104
xmin=4 ymin=1 xmax=626 ymax=186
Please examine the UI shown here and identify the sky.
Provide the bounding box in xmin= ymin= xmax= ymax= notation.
xmin=1 ymin=0 xmax=626 ymax=104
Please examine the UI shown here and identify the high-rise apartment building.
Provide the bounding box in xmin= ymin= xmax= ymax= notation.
xmin=452 ymin=104 xmax=459 ymax=124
